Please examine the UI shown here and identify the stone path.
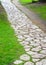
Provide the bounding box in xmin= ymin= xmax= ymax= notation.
xmin=12 ymin=0 xmax=46 ymax=32
xmin=1 ymin=0 xmax=46 ymax=65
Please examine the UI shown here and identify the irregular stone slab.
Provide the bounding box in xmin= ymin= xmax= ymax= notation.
xmin=18 ymin=35 xmax=24 ymax=39
xmin=25 ymin=38 xmax=31 ymax=42
xmin=25 ymin=48 xmax=30 ymax=52
xmin=20 ymin=54 xmax=30 ymax=61
xmin=42 ymin=39 xmax=46 ymax=43
xmin=36 ymin=29 xmax=42 ymax=32
xmin=34 ymin=39 xmax=40 ymax=42
xmin=43 ymin=47 xmax=46 ymax=50
xmin=32 ymin=53 xmax=45 ymax=59
xmin=40 ymin=50 xmax=46 ymax=55
xmin=13 ymin=60 xmax=23 ymax=64
xmin=36 ymin=59 xmax=46 ymax=65
xmin=23 ymin=35 xmax=30 ymax=38
xmin=24 ymin=45 xmax=31 ymax=51
xmin=30 ymin=42 xmax=40 ymax=47
xmin=27 ymin=51 xmax=37 ymax=55
xmin=33 ymin=59 xmax=40 ymax=62
xmin=21 ymin=41 xmax=29 ymax=46
xmin=31 ymin=46 xmax=41 ymax=52
xmin=24 ymin=61 xmax=34 ymax=65
xmin=24 ymin=45 xmax=31 ymax=49
xmin=27 ymin=51 xmax=45 ymax=59
xmin=41 ymin=43 xmax=46 ymax=48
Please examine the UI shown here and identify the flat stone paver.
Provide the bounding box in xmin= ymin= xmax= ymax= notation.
xmin=1 ymin=0 xmax=46 ymax=65
xmin=20 ymin=54 xmax=30 ymax=61
xmin=36 ymin=59 xmax=46 ymax=65
xmin=13 ymin=60 xmax=23 ymax=64
xmin=24 ymin=61 xmax=34 ymax=65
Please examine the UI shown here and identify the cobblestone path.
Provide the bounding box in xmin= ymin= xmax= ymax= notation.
xmin=1 ymin=0 xmax=46 ymax=65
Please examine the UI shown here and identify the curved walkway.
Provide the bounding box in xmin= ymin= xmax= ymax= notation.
xmin=1 ymin=0 xmax=46 ymax=65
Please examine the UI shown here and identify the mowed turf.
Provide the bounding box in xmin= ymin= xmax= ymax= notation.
xmin=19 ymin=0 xmax=38 ymax=4
xmin=0 ymin=5 xmax=25 ymax=65
xmin=19 ymin=0 xmax=32 ymax=4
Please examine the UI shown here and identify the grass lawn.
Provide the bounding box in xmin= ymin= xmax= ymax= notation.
xmin=0 ymin=4 xmax=25 ymax=65
xmin=25 ymin=4 xmax=46 ymax=20
xmin=19 ymin=0 xmax=32 ymax=4
xmin=19 ymin=0 xmax=38 ymax=4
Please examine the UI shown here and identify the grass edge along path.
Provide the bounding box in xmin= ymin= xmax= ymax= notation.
xmin=19 ymin=0 xmax=46 ymax=21
xmin=25 ymin=4 xmax=46 ymax=21
xmin=0 ymin=4 xmax=25 ymax=65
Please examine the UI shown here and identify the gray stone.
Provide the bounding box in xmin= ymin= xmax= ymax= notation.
xmin=24 ymin=61 xmax=34 ymax=65
xmin=30 ymin=42 xmax=40 ymax=47
xmin=18 ymin=35 xmax=24 ymax=39
xmin=22 ymin=41 xmax=29 ymax=45
xmin=25 ymin=48 xmax=30 ymax=51
xmin=13 ymin=60 xmax=23 ymax=64
xmin=24 ymin=45 xmax=30 ymax=49
xmin=36 ymin=59 xmax=46 ymax=65
xmin=32 ymin=53 xmax=45 ymax=59
xmin=20 ymin=54 xmax=30 ymax=61
xmin=25 ymin=38 xmax=31 ymax=41
xmin=33 ymin=59 xmax=40 ymax=62
xmin=31 ymin=46 xmax=41 ymax=52
xmin=42 ymin=39 xmax=46 ymax=43
xmin=41 ymin=43 xmax=46 ymax=48
xmin=40 ymin=50 xmax=46 ymax=55
xmin=27 ymin=51 xmax=37 ymax=55
xmin=36 ymin=29 xmax=42 ymax=32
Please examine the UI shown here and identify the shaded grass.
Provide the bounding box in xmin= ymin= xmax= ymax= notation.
xmin=25 ymin=4 xmax=46 ymax=20
xmin=0 ymin=5 xmax=25 ymax=65
xmin=19 ymin=0 xmax=46 ymax=21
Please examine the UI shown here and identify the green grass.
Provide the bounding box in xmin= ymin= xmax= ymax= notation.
xmin=25 ymin=4 xmax=46 ymax=20
xmin=19 ymin=0 xmax=38 ymax=4
xmin=0 ymin=5 xmax=25 ymax=65
xmin=19 ymin=0 xmax=32 ymax=4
